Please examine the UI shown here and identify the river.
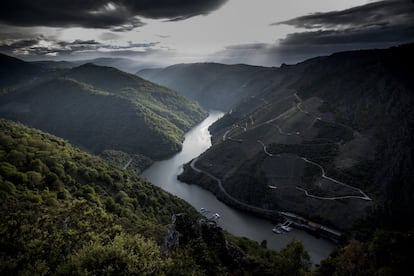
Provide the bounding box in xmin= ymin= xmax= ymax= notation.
xmin=142 ymin=110 xmax=335 ymax=265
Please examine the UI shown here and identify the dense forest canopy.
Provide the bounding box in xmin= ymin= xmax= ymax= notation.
xmin=0 ymin=119 xmax=312 ymax=275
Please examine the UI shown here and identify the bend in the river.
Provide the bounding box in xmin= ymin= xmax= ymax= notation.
xmin=142 ymin=110 xmax=335 ymax=265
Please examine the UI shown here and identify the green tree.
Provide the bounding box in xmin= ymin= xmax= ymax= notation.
xmin=58 ymin=233 xmax=166 ymax=275
xmin=280 ymin=240 xmax=310 ymax=275
xmin=26 ymin=171 xmax=43 ymax=186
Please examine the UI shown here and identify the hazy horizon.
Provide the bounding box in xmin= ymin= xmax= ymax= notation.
xmin=1 ymin=0 xmax=413 ymax=67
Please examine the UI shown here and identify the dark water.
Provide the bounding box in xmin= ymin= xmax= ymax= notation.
xmin=142 ymin=111 xmax=335 ymax=264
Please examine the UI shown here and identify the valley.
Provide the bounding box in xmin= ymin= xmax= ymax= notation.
xmin=1 ymin=0 xmax=413 ymax=274
xmin=142 ymin=111 xmax=335 ymax=265
xmin=0 ymin=119 xmax=315 ymax=275
xmin=1 ymin=43 xmax=413 ymax=275
xmin=145 ymin=44 xmax=414 ymax=234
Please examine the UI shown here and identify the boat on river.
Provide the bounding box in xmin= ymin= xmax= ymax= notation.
xmin=281 ymin=225 xmax=292 ymax=232
xmin=272 ymin=227 xmax=282 ymax=234
xmin=276 ymin=221 xmax=292 ymax=232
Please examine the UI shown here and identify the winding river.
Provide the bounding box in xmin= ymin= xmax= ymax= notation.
xmin=142 ymin=111 xmax=335 ymax=264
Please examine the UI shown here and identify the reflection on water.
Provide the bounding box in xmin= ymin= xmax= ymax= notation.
xmin=142 ymin=110 xmax=335 ymax=264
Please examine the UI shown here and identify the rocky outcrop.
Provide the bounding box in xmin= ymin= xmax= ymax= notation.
xmin=163 ymin=213 xmax=243 ymax=266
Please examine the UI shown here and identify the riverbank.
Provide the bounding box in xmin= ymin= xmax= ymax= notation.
xmin=142 ymin=111 xmax=336 ymax=265
xmin=179 ymin=157 xmax=344 ymax=244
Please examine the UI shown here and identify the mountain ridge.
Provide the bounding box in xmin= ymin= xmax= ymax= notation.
xmin=0 ymin=53 xmax=46 ymax=89
xmin=0 ymin=55 xmax=207 ymax=160
xmin=138 ymin=62 xmax=279 ymax=110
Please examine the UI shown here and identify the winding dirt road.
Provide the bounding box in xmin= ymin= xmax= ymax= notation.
xmin=257 ymin=140 xmax=372 ymax=201
xmin=220 ymin=91 xmax=372 ymax=202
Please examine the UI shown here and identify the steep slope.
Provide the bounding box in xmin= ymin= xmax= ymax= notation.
xmin=0 ymin=59 xmax=206 ymax=160
xmin=0 ymin=53 xmax=44 ymax=89
xmin=66 ymin=64 xmax=204 ymax=131
xmin=138 ymin=63 xmax=280 ymax=110
xmin=315 ymin=230 xmax=413 ymax=276
xmin=179 ymin=43 xmax=414 ymax=232
xmin=290 ymin=44 xmax=414 ymax=228
xmin=0 ymin=119 xmax=311 ymax=275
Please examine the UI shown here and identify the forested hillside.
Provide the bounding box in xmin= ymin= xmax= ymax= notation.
xmin=0 ymin=119 xmax=311 ymax=275
xmin=0 ymin=57 xmax=206 ymax=161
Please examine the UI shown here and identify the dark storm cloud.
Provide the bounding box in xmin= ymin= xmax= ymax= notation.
xmin=0 ymin=37 xmax=44 ymax=54
xmin=126 ymin=0 xmax=228 ymax=20
xmin=0 ymin=1 xmax=143 ymax=31
xmin=0 ymin=36 xmax=160 ymax=59
xmin=280 ymin=25 xmax=414 ymax=47
xmin=0 ymin=0 xmax=227 ymax=31
xmin=0 ymin=38 xmax=102 ymax=56
xmin=276 ymin=0 xmax=414 ymax=30
xmin=1 ymin=39 xmax=39 ymax=49
xmin=214 ymin=0 xmax=414 ymax=66
xmin=56 ymin=40 xmax=101 ymax=47
xmin=276 ymin=0 xmax=414 ymax=46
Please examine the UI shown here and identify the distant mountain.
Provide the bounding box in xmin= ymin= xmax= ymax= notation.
xmin=0 ymin=119 xmax=310 ymax=275
xmin=178 ymin=43 xmax=414 ymax=232
xmin=32 ymin=60 xmax=76 ymax=69
xmin=0 ymin=56 xmax=206 ymax=160
xmin=31 ymin=57 xmax=153 ymax=73
xmin=138 ymin=63 xmax=280 ymax=110
xmin=73 ymin=57 xmax=159 ymax=74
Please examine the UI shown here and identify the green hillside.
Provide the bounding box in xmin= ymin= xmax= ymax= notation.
xmin=66 ymin=64 xmax=205 ymax=131
xmin=0 ymin=58 xmax=207 ymax=161
xmin=0 ymin=119 xmax=311 ymax=275
xmin=315 ymin=229 xmax=413 ymax=276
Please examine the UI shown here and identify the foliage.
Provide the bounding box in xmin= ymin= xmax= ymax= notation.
xmin=0 ymin=62 xmax=207 ymax=159
xmin=65 ymin=63 xmax=207 ymax=132
xmin=226 ymin=235 xmax=310 ymax=276
xmin=315 ymin=230 xmax=414 ymax=276
xmin=0 ymin=119 xmax=312 ymax=275
xmin=100 ymin=149 xmax=153 ymax=175
xmin=58 ymin=233 xmax=165 ymax=275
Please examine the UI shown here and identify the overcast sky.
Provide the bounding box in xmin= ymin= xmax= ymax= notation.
xmin=0 ymin=0 xmax=413 ymax=67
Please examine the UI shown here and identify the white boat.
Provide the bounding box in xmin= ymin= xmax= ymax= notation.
xmin=281 ymin=225 xmax=292 ymax=232
xmin=272 ymin=227 xmax=282 ymax=234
